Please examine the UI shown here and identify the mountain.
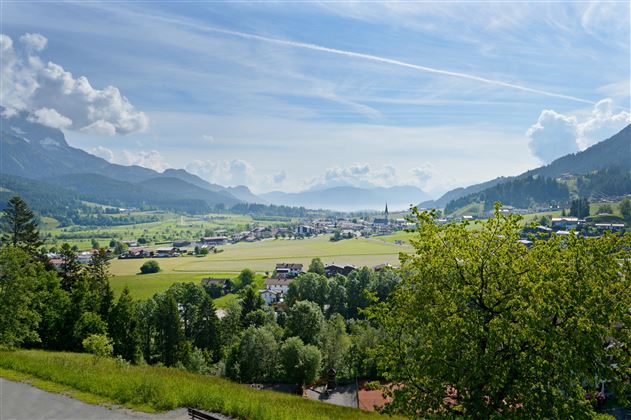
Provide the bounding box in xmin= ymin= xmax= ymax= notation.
xmin=422 ymin=124 xmax=631 ymax=209
xmin=0 ymin=110 xmax=263 ymax=209
xmin=261 ymin=185 xmax=430 ymax=211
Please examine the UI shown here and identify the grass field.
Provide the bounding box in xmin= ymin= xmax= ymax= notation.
xmin=107 ymin=235 xmax=410 ymax=300
xmin=0 ymin=349 xmax=390 ymax=420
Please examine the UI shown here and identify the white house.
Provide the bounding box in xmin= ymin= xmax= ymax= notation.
xmin=264 ymin=277 xmax=294 ymax=294
xmin=275 ymin=263 xmax=303 ymax=278
xmin=260 ymin=289 xmax=282 ymax=305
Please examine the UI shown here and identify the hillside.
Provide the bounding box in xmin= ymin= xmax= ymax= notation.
xmin=261 ymin=185 xmax=429 ymax=211
xmin=0 ymin=111 xmax=264 ymax=210
xmin=423 ymin=124 xmax=631 ymax=209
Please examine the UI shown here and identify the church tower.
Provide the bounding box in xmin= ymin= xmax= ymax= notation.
xmin=385 ymin=203 xmax=389 ymax=223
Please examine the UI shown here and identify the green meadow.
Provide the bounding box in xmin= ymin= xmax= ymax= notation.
xmin=0 ymin=349 xmax=390 ymax=420
xmin=108 ymin=235 xmax=410 ymax=300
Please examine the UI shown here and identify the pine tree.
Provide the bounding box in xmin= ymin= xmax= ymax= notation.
xmin=109 ymin=287 xmax=142 ymax=363
xmin=59 ymin=243 xmax=83 ymax=291
xmin=192 ymin=294 xmax=222 ymax=362
xmin=1 ymin=196 xmax=42 ymax=253
xmin=88 ymin=248 xmax=114 ymax=319
xmin=155 ymin=294 xmax=188 ymax=366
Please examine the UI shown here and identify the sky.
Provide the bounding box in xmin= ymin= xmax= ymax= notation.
xmin=1 ymin=1 xmax=629 ymax=196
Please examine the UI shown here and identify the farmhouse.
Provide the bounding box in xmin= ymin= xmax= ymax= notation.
xmin=275 ymin=263 xmax=303 ymax=278
xmin=201 ymin=278 xmax=233 ymax=294
xmin=551 ymin=217 xmax=581 ymax=231
xmin=200 ymin=236 xmax=229 ymax=246
xmin=154 ymin=248 xmax=180 ymax=257
xmin=325 ymin=263 xmax=356 ymax=277
xmin=172 ymin=239 xmax=190 ymax=248
xmin=260 ymin=289 xmax=283 ymax=305
xmin=264 ymin=277 xmax=294 ymax=294
xmin=594 ymin=223 xmax=625 ymax=232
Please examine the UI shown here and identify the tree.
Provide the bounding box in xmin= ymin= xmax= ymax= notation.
xmin=346 ymin=267 xmax=374 ymax=319
xmin=374 ymin=205 xmax=631 ymax=418
xmin=109 ymin=287 xmax=142 ymax=363
xmin=320 ymin=314 xmax=350 ymax=372
xmin=240 ymin=285 xmax=263 ymax=322
xmin=620 ymin=198 xmax=631 ymax=223
xmin=167 ymin=283 xmax=205 ymax=340
xmin=236 ymin=268 xmax=255 ymax=290
xmin=154 ymin=293 xmax=188 ymax=367
xmin=0 ymin=247 xmax=43 ymax=346
xmin=308 ymin=257 xmax=326 ymax=276
xmin=569 ymin=197 xmax=590 ymax=218
xmin=88 ymin=248 xmax=113 ymax=319
xmin=140 ymin=260 xmax=160 ymax=274
xmin=58 ymin=243 xmax=84 ymax=291
xmin=82 ymin=333 xmax=113 ymax=361
xmin=280 ymin=337 xmax=322 ymax=388
xmin=236 ymin=326 xmax=279 ymax=383
xmin=113 ymin=241 xmax=127 ymax=255
xmin=1 ymin=196 xmax=42 ymax=253
xmin=73 ymin=311 xmax=107 ymax=349
xmin=597 ymin=203 xmax=613 ymax=214
xmin=285 ymin=301 xmax=324 ymax=346
xmin=191 ymin=294 xmax=221 ymax=362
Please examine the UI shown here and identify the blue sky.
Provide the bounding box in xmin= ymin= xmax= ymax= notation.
xmin=1 ymin=1 xmax=629 ymax=196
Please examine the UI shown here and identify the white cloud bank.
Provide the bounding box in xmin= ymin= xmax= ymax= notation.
xmin=0 ymin=33 xmax=148 ymax=135
xmin=308 ymin=163 xmax=435 ymax=191
xmin=527 ymin=98 xmax=630 ymax=163
xmin=186 ymin=159 xmax=256 ymax=187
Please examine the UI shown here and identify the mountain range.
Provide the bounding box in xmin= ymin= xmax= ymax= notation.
xmin=421 ymin=124 xmax=631 ymax=210
xmin=0 ymin=111 xmax=432 ymax=212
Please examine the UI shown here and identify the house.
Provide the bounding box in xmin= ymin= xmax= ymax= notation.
xmin=325 ymin=263 xmax=356 ymax=277
xmin=49 ymin=258 xmax=64 ymax=270
xmin=77 ymin=251 xmax=94 ymax=264
xmin=121 ymin=240 xmax=138 ymax=247
xmin=296 ymin=225 xmax=315 ymax=236
xmin=264 ymin=277 xmax=294 ymax=294
xmin=275 ymin=263 xmax=303 ymax=278
xmin=260 ymin=289 xmax=283 ymax=305
xmin=119 ymin=247 xmax=150 ymax=259
xmin=155 ymin=248 xmax=180 ymax=257
xmin=201 ymin=278 xmax=232 ymax=294
xmin=172 ymin=240 xmax=190 ymax=248
xmin=200 ymin=236 xmax=229 ymax=246
xmin=594 ymin=223 xmax=625 ymax=233
xmin=551 ymin=217 xmax=580 ymax=231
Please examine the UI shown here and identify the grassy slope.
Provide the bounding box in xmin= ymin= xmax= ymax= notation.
xmin=0 ymin=350 xmax=388 ymax=420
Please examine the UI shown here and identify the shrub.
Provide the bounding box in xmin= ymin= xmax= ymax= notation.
xmin=140 ymin=260 xmax=160 ymax=274
xmin=82 ymin=334 xmax=113 ymax=361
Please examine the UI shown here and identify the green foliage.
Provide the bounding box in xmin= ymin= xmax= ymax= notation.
xmin=240 ymin=285 xmax=263 ymax=322
xmin=82 ymin=334 xmax=113 ymax=359
xmin=140 ymin=260 xmax=160 ymax=274
xmin=280 ymin=337 xmax=322 ymax=387
xmin=236 ymin=268 xmax=255 ymax=291
xmin=620 ymin=198 xmax=631 ymax=223
xmin=108 ymin=287 xmax=142 ymax=364
xmin=374 ymin=206 xmax=631 ymax=417
xmin=230 ymin=326 xmax=279 ymax=383
xmin=154 ymin=293 xmax=188 ymax=367
xmin=0 ymin=247 xmax=44 ymax=346
xmin=191 ymin=295 xmax=221 ymax=363
xmin=570 ymin=197 xmax=590 ymax=218
xmin=308 ymin=257 xmax=326 ymax=276
xmin=1 ymin=195 xmax=43 ymax=253
xmin=285 ymin=301 xmax=324 ymax=346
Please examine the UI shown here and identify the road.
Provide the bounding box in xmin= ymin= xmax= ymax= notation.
xmin=0 ymin=378 xmax=188 ymax=420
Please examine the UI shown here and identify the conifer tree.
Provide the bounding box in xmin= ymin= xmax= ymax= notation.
xmin=1 ymin=196 xmax=42 ymax=253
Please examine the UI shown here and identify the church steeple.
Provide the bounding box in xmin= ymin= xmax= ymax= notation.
xmin=385 ymin=203 xmax=389 ymax=221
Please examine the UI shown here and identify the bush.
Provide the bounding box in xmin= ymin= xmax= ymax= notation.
xmin=140 ymin=260 xmax=160 ymax=274
xmin=82 ymin=334 xmax=113 ymax=360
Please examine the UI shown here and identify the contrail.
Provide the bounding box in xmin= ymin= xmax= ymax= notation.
xmin=155 ymin=15 xmax=595 ymax=105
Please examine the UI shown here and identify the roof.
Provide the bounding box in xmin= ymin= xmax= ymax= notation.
xmin=201 ymin=236 xmax=228 ymax=241
xmin=264 ymin=278 xmax=294 ymax=287
xmin=275 ymin=263 xmax=303 ymax=270
xmin=551 ymin=217 xmax=579 ymax=222
xmin=201 ymin=278 xmax=231 ymax=285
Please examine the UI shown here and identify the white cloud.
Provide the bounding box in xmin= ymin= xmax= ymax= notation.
xmin=201 ymin=134 xmax=215 ymax=143
xmin=0 ymin=33 xmax=148 ymax=134
xmin=121 ymin=150 xmax=168 ymax=172
xmin=19 ymin=33 xmax=47 ymax=52
xmin=186 ymin=159 xmax=255 ymax=186
xmin=273 ymin=170 xmax=287 ymax=184
xmin=27 ymin=107 xmax=72 ymax=129
xmin=412 ymin=164 xmax=435 ymax=188
xmin=90 ymin=145 xmax=114 ymax=162
xmin=527 ymin=98 xmax=630 ymax=163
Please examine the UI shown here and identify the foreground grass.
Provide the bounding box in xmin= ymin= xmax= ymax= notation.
xmin=0 ymin=350 xmax=389 ymax=420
